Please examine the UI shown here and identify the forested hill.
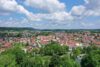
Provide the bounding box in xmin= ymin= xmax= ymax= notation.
xmin=0 ymin=27 xmax=100 ymax=33
xmin=0 ymin=27 xmax=35 ymax=31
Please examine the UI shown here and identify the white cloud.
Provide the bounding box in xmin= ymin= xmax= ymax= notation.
xmin=0 ymin=0 xmax=74 ymax=23
xmin=84 ymin=0 xmax=100 ymax=16
xmin=84 ymin=10 xmax=100 ymax=16
xmin=0 ymin=17 xmax=31 ymax=27
xmin=85 ymin=0 xmax=100 ymax=10
xmin=81 ymin=22 xmax=94 ymax=27
xmin=24 ymin=0 xmax=74 ymax=22
xmin=3 ymin=0 xmax=100 ymax=24
xmin=30 ymin=11 xmax=74 ymax=22
xmin=70 ymin=5 xmax=86 ymax=16
xmin=48 ymin=12 xmax=74 ymax=22
xmin=0 ymin=0 xmax=17 ymax=12
xmin=0 ymin=0 xmax=36 ymax=20
xmin=71 ymin=0 xmax=100 ymax=17
xmin=25 ymin=0 xmax=66 ymax=13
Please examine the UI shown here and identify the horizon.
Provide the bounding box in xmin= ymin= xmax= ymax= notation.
xmin=0 ymin=27 xmax=100 ymax=30
xmin=0 ymin=0 xmax=100 ymax=29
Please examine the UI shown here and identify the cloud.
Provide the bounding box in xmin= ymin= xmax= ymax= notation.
xmin=70 ymin=5 xmax=86 ymax=16
xmin=24 ymin=0 xmax=74 ymax=22
xmin=70 ymin=0 xmax=100 ymax=17
xmin=25 ymin=0 xmax=66 ymax=13
xmin=49 ymin=12 xmax=73 ymax=22
xmin=0 ymin=17 xmax=32 ymax=27
xmin=31 ymin=12 xmax=73 ymax=22
xmin=0 ymin=0 xmax=74 ymax=23
xmin=0 ymin=0 xmax=36 ymax=20
xmin=84 ymin=0 xmax=100 ymax=16
xmin=81 ymin=22 xmax=94 ymax=27
xmin=0 ymin=0 xmax=99 ymax=27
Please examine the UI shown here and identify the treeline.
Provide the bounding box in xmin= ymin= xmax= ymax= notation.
xmin=0 ymin=27 xmax=35 ymax=31
xmin=0 ymin=42 xmax=100 ymax=67
xmin=0 ymin=27 xmax=100 ymax=33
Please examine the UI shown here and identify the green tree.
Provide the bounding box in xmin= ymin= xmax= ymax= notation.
xmin=0 ymin=54 xmax=16 ymax=67
xmin=21 ymin=56 xmax=50 ymax=67
xmin=40 ymin=41 xmax=68 ymax=56
xmin=72 ymin=47 xmax=83 ymax=59
xmin=60 ymin=55 xmax=80 ymax=67
xmin=1 ymin=45 xmax=26 ymax=66
xmin=81 ymin=46 xmax=100 ymax=67
xmin=49 ymin=54 xmax=61 ymax=67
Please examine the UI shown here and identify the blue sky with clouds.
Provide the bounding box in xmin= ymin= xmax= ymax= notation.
xmin=0 ymin=0 xmax=100 ymax=29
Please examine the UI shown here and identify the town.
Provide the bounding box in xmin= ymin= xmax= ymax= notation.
xmin=0 ymin=29 xmax=100 ymax=51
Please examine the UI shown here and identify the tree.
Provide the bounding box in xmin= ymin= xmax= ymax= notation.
xmin=49 ymin=54 xmax=80 ymax=67
xmin=72 ymin=47 xmax=83 ymax=59
xmin=60 ymin=55 xmax=80 ymax=67
xmin=11 ymin=46 xmax=26 ymax=65
xmin=1 ymin=45 xmax=26 ymax=66
xmin=40 ymin=41 xmax=68 ymax=56
xmin=21 ymin=55 xmax=50 ymax=67
xmin=49 ymin=54 xmax=61 ymax=67
xmin=81 ymin=46 xmax=100 ymax=67
xmin=0 ymin=54 xmax=16 ymax=67
xmin=20 ymin=57 xmax=34 ymax=67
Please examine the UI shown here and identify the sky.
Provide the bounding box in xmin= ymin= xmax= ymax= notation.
xmin=0 ymin=0 xmax=100 ymax=29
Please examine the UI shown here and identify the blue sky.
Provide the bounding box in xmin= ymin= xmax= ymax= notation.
xmin=0 ymin=0 xmax=100 ymax=29
xmin=60 ymin=0 xmax=85 ymax=11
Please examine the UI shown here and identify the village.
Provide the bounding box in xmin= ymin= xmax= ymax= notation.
xmin=0 ymin=31 xmax=100 ymax=51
